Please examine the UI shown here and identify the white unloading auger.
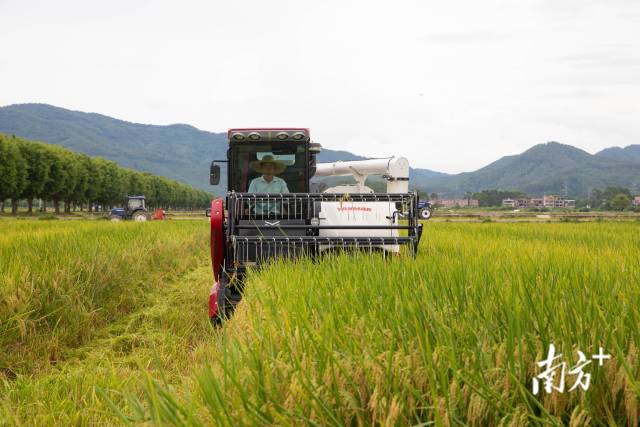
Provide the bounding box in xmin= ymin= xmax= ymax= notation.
xmin=314 ymin=157 xmax=410 ymax=194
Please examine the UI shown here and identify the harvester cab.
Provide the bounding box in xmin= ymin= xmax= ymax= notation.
xmin=208 ymin=128 xmax=423 ymax=323
xmin=109 ymin=195 xmax=150 ymax=222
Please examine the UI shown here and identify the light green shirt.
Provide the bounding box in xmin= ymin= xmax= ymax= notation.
xmin=247 ymin=176 xmax=290 ymax=214
xmin=248 ymin=176 xmax=289 ymax=193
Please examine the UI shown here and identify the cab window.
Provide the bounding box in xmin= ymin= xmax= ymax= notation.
xmin=231 ymin=143 xmax=307 ymax=192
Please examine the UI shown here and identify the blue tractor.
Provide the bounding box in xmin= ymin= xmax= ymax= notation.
xmin=418 ymin=200 xmax=433 ymax=220
xmin=109 ymin=195 xmax=150 ymax=221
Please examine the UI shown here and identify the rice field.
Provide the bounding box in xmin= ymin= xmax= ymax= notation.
xmin=1 ymin=220 xmax=639 ymax=425
xmin=0 ymin=220 xmax=209 ymax=376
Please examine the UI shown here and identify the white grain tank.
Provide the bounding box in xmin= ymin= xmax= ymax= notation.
xmin=313 ymin=157 xmax=410 ymax=253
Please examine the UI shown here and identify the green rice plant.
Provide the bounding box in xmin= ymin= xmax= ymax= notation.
xmin=2 ymin=221 xmax=639 ymax=425
xmin=115 ymin=222 xmax=640 ymax=425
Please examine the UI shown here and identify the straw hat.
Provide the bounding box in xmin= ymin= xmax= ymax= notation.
xmin=250 ymin=155 xmax=286 ymax=174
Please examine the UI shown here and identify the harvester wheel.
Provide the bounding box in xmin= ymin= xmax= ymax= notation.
xmin=210 ymin=273 xmax=242 ymax=326
xmin=419 ymin=208 xmax=432 ymax=220
xmin=132 ymin=211 xmax=149 ymax=222
xmin=110 ymin=215 xmax=122 ymax=222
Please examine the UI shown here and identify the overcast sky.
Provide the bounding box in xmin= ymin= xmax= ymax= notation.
xmin=1 ymin=0 xmax=639 ymax=173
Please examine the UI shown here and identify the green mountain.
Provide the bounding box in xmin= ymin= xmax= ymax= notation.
xmin=425 ymin=142 xmax=640 ymax=197
xmin=0 ymin=104 xmax=226 ymax=191
xmin=0 ymin=103 xmax=445 ymax=192
xmin=596 ymin=145 xmax=640 ymax=163
xmin=1 ymin=104 xmax=638 ymax=198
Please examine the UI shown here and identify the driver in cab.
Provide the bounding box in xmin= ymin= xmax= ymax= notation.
xmin=248 ymin=155 xmax=289 ymax=193
xmin=248 ymin=155 xmax=289 ymax=215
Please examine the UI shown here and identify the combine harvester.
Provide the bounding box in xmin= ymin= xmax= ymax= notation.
xmin=208 ymin=128 xmax=424 ymax=322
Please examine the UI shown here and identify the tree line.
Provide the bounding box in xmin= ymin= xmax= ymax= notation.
xmin=585 ymin=186 xmax=637 ymax=211
xmin=0 ymin=133 xmax=212 ymax=214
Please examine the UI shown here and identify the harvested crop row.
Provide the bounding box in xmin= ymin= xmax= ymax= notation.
xmin=0 ymin=220 xmax=208 ymax=376
xmin=1 ymin=264 xmax=215 ymax=426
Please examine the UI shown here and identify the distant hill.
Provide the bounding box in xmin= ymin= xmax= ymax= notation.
xmin=425 ymin=142 xmax=640 ymax=197
xmin=0 ymin=104 xmax=227 ymax=191
xmin=0 ymin=103 xmax=444 ymax=192
xmin=596 ymin=145 xmax=640 ymax=163
xmin=1 ymin=104 xmax=638 ymax=197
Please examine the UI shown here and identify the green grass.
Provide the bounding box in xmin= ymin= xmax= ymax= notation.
xmin=2 ymin=221 xmax=640 ymax=425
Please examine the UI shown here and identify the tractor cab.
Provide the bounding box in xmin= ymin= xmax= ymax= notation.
xmin=126 ymin=196 xmax=146 ymax=212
